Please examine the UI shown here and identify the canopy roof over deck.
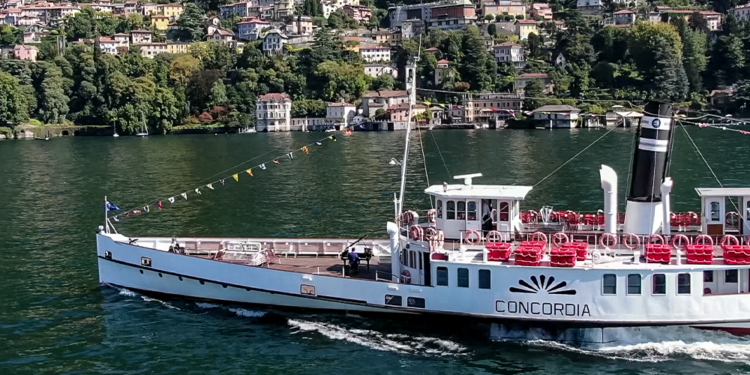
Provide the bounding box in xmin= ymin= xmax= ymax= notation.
xmin=424 ymin=184 xmax=533 ymax=200
xmin=695 ymin=188 xmax=750 ymax=197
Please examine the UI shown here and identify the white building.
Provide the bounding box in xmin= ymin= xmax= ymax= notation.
xmin=576 ymin=0 xmax=602 ymax=13
xmin=361 ymin=90 xmax=409 ymax=117
xmin=492 ymin=42 xmax=525 ymax=69
xmin=360 ymin=46 xmax=390 ymax=63
xmin=256 ymin=93 xmax=292 ymax=132
xmin=731 ymin=4 xmax=750 ymax=22
xmin=219 ymin=1 xmax=257 ymax=19
xmin=364 ymin=63 xmax=397 ymax=78
xmin=98 ymin=35 xmax=129 ymax=55
xmin=326 ymin=101 xmax=357 ymax=126
xmin=321 ymin=0 xmax=359 ymax=19
xmin=131 ymin=30 xmax=152 ymax=44
xmin=532 ymin=104 xmax=580 ymax=129
xmin=262 ymin=30 xmax=287 ymax=54
xmin=237 ymin=18 xmax=270 ymax=41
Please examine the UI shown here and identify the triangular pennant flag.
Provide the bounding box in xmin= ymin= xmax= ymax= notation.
xmin=113 ymin=216 xmax=119 ymax=222
xmin=329 ymin=135 xmax=336 ymax=141
xmin=273 ymin=159 xmax=280 ymax=164
xmin=287 ymin=152 xmax=294 ymax=160
xmin=126 ymin=212 xmax=130 ymax=218
xmin=157 ymin=201 xmax=163 ymax=209
xmin=144 ymin=206 xmax=150 ymax=213
xmin=206 ymin=183 xmax=214 ymax=190
xmin=302 ymin=146 xmax=309 ymax=154
xmin=246 ymin=169 xmax=253 ymax=176
xmin=316 ymin=141 xmax=322 ymax=146
xmin=181 ymin=192 xmax=188 ymax=200
xmin=168 ymin=197 xmax=175 ymax=204
xmin=220 ymin=179 xmax=225 ymax=185
xmin=232 ymin=173 xmax=239 ymax=182
xmin=195 ymin=188 xmax=201 ymax=195
xmin=260 ymin=163 xmax=266 ymax=170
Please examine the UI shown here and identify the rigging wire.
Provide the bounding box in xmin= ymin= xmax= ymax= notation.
xmin=414 ymin=35 xmax=433 ymax=209
xmin=532 ymin=125 xmax=620 ymax=188
xmin=429 ymin=130 xmax=451 ymax=177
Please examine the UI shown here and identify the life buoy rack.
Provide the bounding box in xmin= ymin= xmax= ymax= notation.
xmin=695 ymin=234 xmax=714 ymax=246
xmin=623 ymin=233 xmax=640 ymax=250
xmin=726 ymin=212 xmax=740 ymax=226
xmin=721 ymin=234 xmax=739 ymax=247
xmin=564 ymin=210 xmax=579 ymax=224
xmin=465 ymin=230 xmax=481 ymax=245
xmin=401 ymin=269 xmax=411 ymax=284
xmin=687 ymin=211 xmax=699 ymax=225
xmin=527 ymin=210 xmax=540 ymax=223
xmin=671 ymin=234 xmax=689 ymax=249
xmin=530 ymin=231 xmax=548 ymax=243
xmin=427 ymin=209 xmax=437 ymax=223
xmin=599 ymin=233 xmax=617 ymax=249
xmin=552 ymin=232 xmax=569 ymax=247
xmin=648 ymin=234 xmax=665 ymax=245
xmin=409 ymin=225 xmax=424 ymax=241
xmin=429 ymin=230 xmax=445 ymax=252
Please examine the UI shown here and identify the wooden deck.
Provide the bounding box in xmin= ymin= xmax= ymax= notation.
xmin=267 ymin=255 xmax=393 ymax=281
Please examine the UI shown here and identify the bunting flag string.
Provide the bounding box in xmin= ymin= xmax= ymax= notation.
xmin=107 ymin=133 xmax=344 ymax=221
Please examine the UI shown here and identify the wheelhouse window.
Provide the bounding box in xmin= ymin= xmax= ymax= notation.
xmin=703 ymin=270 xmax=714 ymax=282
xmin=437 ymin=200 xmax=443 ymax=219
xmin=478 ymin=269 xmax=491 ymax=289
xmin=602 ymin=274 xmax=617 ymax=295
xmin=467 ymin=201 xmax=477 ymax=221
xmin=436 ymin=267 xmax=449 ymax=286
xmin=653 ymin=274 xmax=666 ymax=295
xmin=677 ymin=273 xmax=691 ymax=295
xmin=447 ymin=201 xmax=455 ymax=220
xmin=627 ymin=274 xmax=641 ymax=295
xmin=710 ymin=202 xmax=720 ymax=222
xmin=457 ymin=268 xmax=469 ymax=288
xmin=499 ymin=202 xmax=509 ymax=221
xmin=726 ymin=269 xmax=738 ymax=283
xmin=457 ymin=201 xmax=466 ymax=220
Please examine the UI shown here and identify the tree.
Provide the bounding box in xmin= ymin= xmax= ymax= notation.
xmin=371 ymin=73 xmax=396 ymax=91
xmin=31 ymin=62 xmax=69 ymax=124
xmin=527 ymin=33 xmax=544 ymax=60
xmin=176 ymin=3 xmax=206 ymax=42
xmin=459 ymin=26 xmax=496 ymax=92
xmin=0 ymin=72 xmax=30 ymax=125
xmin=484 ymin=15 xmax=495 ymax=23
xmin=488 ymin=23 xmax=497 ymax=37
xmin=523 ymin=79 xmax=545 ymax=110
xmin=208 ymin=80 xmax=228 ymax=108
xmin=0 ymin=24 xmax=21 ymax=44
xmin=327 ymin=10 xmax=357 ymax=29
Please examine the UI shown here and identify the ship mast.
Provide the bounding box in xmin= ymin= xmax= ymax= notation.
xmin=395 ymin=56 xmax=420 ymax=220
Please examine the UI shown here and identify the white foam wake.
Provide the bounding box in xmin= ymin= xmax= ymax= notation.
xmin=288 ymin=319 xmax=468 ymax=356
xmin=114 ymin=286 xmax=181 ymax=310
xmin=518 ymin=326 xmax=750 ymax=363
xmin=194 ymin=302 xmax=267 ymax=318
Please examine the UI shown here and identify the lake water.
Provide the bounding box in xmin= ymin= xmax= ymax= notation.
xmin=2 ymin=128 xmax=750 ymax=374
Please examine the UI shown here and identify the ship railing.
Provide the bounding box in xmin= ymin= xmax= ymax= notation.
xmin=375 ymin=270 xmax=404 ymax=283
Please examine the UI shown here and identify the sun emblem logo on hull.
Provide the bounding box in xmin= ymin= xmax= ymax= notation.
xmin=509 ymin=275 xmax=576 ymax=295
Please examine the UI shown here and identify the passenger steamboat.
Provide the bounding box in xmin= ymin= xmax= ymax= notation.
xmin=96 ymin=59 xmax=750 ymax=336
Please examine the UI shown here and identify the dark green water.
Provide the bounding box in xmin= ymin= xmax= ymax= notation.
xmin=2 ymin=128 xmax=750 ymax=374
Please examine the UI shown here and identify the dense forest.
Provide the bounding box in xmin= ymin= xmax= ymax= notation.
xmin=2 ymin=1 xmax=750 ymax=134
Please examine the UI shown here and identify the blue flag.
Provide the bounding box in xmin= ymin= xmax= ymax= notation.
xmin=106 ymin=202 xmax=121 ymax=211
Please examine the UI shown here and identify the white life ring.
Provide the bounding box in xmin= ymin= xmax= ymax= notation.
xmin=623 ymin=233 xmax=640 ymax=250
xmin=427 ymin=209 xmax=437 ymax=223
xmin=401 ymin=269 xmax=411 ymax=284
xmin=465 ymin=230 xmax=481 ymax=245
xmin=530 ymin=231 xmax=548 ymax=243
xmin=409 ymin=225 xmax=424 ymax=241
xmin=721 ymin=234 xmax=739 ymax=247
xmin=695 ymin=234 xmax=714 ymax=246
xmin=486 ymin=230 xmax=502 ymax=243
xmin=552 ymin=232 xmax=569 ymax=247
xmin=671 ymin=234 xmax=689 ymax=249
xmin=599 ymin=233 xmax=617 ymax=249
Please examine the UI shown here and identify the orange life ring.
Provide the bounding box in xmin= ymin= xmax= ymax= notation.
xmin=465 ymin=230 xmax=481 ymax=245
xmin=433 ymin=230 xmax=445 ymax=251
xmin=409 ymin=225 xmax=424 ymax=241
xmin=530 ymin=231 xmax=548 ymax=243
xmin=423 ymin=227 xmax=437 ymax=241
xmin=671 ymin=234 xmax=689 ymax=249
xmin=401 ymin=211 xmax=415 ymax=226
xmin=688 ymin=211 xmax=699 ymax=225
xmin=695 ymin=234 xmax=714 ymax=246
xmin=427 ymin=209 xmax=437 ymax=223
xmin=486 ymin=230 xmax=502 ymax=243
xmin=401 ymin=269 xmax=411 ymax=284
xmin=648 ymin=234 xmax=665 ymax=244
xmin=721 ymin=234 xmax=739 ymax=246
xmin=746 ymin=235 xmax=750 ymax=246
xmin=599 ymin=233 xmax=617 ymax=249
xmin=726 ymin=212 xmax=740 ymax=226
xmin=527 ymin=210 xmax=540 ymax=223
xmin=623 ymin=233 xmax=640 ymax=250
xmin=552 ymin=232 xmax=569 ymax=247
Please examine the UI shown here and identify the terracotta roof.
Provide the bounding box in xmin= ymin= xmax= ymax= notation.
xmin=238 ymin=18 xmax=269 ymax=25
xmin=614 ymin=9 xmax=634 ymax=14
xmin=425 ymin=47 xmax=439 ymax=52
xmin=495 ymin=42 xmax=521 ymax=47
xmin=516 ymin=19 xmax=537 ymax=24
xmin=361 ymin=46 xmax=390 ymax=50
xmin=213 ymin=28 xmax=235 ymax=36
xmin=710 ymin=89 xmax=733 ymax=96
xmin=259 ymin=93 xmax=291 ymax=101
xmin=131 ymin=29 xmax=151 ymax=33
xmin=363 ymin=90 xmax=408 ymax=98
xmin=388 ymin=103 xmax=427 ymax=111
xmin=437 ymin=59 xmax=449 ymax=64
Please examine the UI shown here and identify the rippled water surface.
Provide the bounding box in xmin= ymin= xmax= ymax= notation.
xmin=2 ymin=128 xmax=750 ymax=374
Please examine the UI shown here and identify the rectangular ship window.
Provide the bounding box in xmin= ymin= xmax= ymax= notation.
xmin=436 ymin=267 xmax=449 ymax=286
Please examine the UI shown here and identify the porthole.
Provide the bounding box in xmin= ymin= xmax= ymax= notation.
xmin=158 ymin=273 xmax=163 ymax=278
xmin=179 ymin=276 xmax=183 ymax=281
xmin=222 ymin=284 xmax=227 ymax=288
xmin=140 ymin=270 xmax=144 ymax=274
xmin=245 ymin=288 xmax=251 ymax=291
xmin=199 ymin=280 xmax=205 ymax=285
